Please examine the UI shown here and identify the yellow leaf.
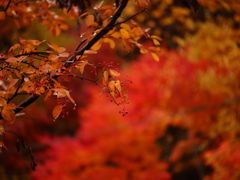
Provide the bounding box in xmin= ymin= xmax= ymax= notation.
xmin=111 ymin=32 xmax=121 ymax=38
xmin=109 ymin=69 xmax=120 ymax=77
xmin=120 ymin=23 xmax=131 ymax=31
xmin=153 ymin=39 xmax=161 ymax=46
xmin=120 ymin=29 xmax=130 ymax=39
xmin=108 ymin=81 xmax=115 ymax=92
xmin=151 ymin=52 xmax=160 ymax=61
xmin=103 ymin=38 xmax=115 ymax=49
xmin=150 ymin=35 xmax=163 ymax=41
xmin=52 ymin=104 xmax=63 ymax=120
xmin=114 ymin=80 xmax=122 ymax=93
xmin=91 ymin=39 xmax=103 ymax=51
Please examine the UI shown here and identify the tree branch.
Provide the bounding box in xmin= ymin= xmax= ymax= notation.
xmin=0 ymin=0 xmax=129 ymax=121
xmin=65 ymin=0 xmax=129 ymax=64
xmin=0 ymin=0 xmax=12 ymax=11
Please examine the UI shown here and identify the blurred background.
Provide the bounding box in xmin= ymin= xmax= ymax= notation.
xmin=0 ymin=0 xmax=240 ymax=179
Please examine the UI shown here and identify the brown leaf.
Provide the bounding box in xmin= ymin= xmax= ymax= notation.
xmin=2 ymin=103 xmax=16 ymax=123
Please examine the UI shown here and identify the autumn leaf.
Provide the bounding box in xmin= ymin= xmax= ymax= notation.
xmin=103 ymin=38 xmax=115 ymax=49
xmin=52 ymin=104 xmax=63 ymax=120
xmin=151 ymin=52 xmax=160 ymax=61
xmin=109 ymin=69 xmax=120 ymax=77
xmin=22 ymin=81 xmax=35 ymax=93
xmin=91 ymin=39 xmax=103 ymax=51
xmin=102 ymin=71 xmax=109 ymax=86
xmin=85 ymin=14 xmax=95 ymax=26
xmin=120 ymin=29 xmax=130 ymax=39
xmin=78 ymin=60 xmax=88 ymax=74
xmin=0 ymin=12 xmax=6 ymax=20
xmin=9 ymin=44 xmax=21 ymax=51
xmin=135 ymin=0 xmax=150 ymax=8
xmin=8 ymin=79 xmax=19 ymax=90
xmin=2 ymin=103 xmax=17 ymax=123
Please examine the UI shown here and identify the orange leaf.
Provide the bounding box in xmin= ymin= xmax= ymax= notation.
xmin=85 ymin=14 xmax=95 ymax=26
xmin=153 ymin=39 xmax=161 ymax=46
xmin=120 ymin=23 xmax=131 ymax=31
xmin=103 ymin=38 xmax=115 ymax=49
xmin=0 ymin=97 xmax=6 ymax=107
xmin=22 ymin=81 xmax=35 ymax=93
xmin=8 ymin=79 xmax=19 ymax=90
xmin=102 ymin=71 xmax=109 ymax=86
xmin=79 ymin=60 xmax=88 ymax=74
xmin=2 ymin=103 xmax=16 ymax=123
xmin=151 ymin=52 xmax=160 ymax=61
xmin=111 ymin=32 xmax=121 ymax=38
xmin=108 ymin=81 xmax=115 ymax=92
xmin=114 ymin=80 xmax=122 ymax=93
xmin=135 ymin=0 xmax=150 ymax=8
xmin=28 ymin=39 xmax=46 ymax=46
xmin=120 ymin=29 xmax=130 ymax=39
xmin=0 ymin=11 xmax=6 ymax=20
xmin=52 ymin=104 xmax=63 ymax=120
xmin=64 ymin=90 xmax=76 ymax=105
xmin=91 ymin=39 xmax=103 ymax=51
xmin=9 ymin=44 xmax=21 ymax=51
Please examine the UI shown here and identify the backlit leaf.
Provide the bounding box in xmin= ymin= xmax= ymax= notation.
xmin=120 ymin=29 xmax=130 ymax=39
xmin=109 ymin=69 xmax=120 ymax=77
xmin=151 ymin=52 xmax=160 ymax=61
xmin=52 ymin=104 xmax=63 ymax=120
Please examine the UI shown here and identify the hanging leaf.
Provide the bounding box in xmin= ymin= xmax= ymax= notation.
xmin=52 ymin=104 xmax=63 ymax=120
xmin=79 ymin=60 xmax=88 ymax=74
xmin=109 ymin=69 xmax=120 ymax=77
xmin=2 ymin=103 xmax=16 ymax=123
xmin=151 ymin=52 xmax=160 ymax=61
xmin=102 ymin=71 xmax=109 ymax=86
xmin=91 ymin=39 xmax=103 ymax=51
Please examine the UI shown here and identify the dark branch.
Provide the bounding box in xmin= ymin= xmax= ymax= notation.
xmin=65 ymin=0 xmax=129 ymax=64
xmin=0 ymin=0 xmax=129 ymax=120
xmin=0 ymin=0 xmax=12 ymax=11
